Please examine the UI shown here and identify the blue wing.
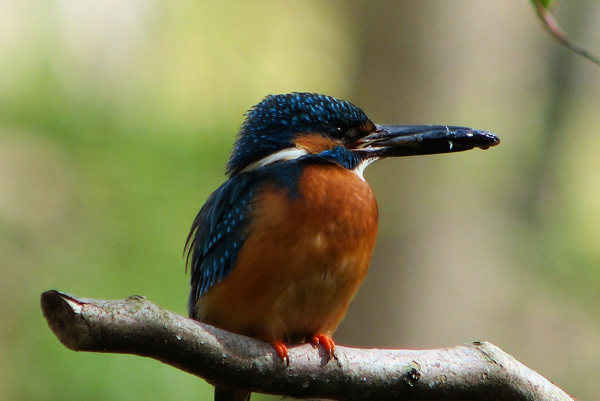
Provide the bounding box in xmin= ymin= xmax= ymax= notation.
xmin=185 ymin=173 xmax=258 ymax=318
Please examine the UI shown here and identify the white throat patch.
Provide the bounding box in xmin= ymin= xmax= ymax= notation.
xmin=353 ymin=157 xmax=378 ymax=181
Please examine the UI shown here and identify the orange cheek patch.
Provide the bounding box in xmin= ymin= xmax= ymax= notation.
xmin=293 ymin=133 xmax=337 ymax=153
xmin=359 ymin=121 xmax=376 ymax=134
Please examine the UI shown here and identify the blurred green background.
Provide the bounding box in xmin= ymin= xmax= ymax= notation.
xmin=2 ymin=1 xmax=600 ymax=400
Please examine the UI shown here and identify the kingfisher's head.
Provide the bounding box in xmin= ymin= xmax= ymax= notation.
xmin=226 ymin=92 xmax=499 ymax=177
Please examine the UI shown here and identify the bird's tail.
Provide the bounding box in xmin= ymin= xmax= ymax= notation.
xmin=214 ymin=386 xmax=251 ymax=401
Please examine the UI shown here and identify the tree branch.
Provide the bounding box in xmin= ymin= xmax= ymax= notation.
xmin=41 ymin=290 xmax=574 ymax=401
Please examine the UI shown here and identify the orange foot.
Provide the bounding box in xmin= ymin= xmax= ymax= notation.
xmin=272 ymin=341 xmax=289 ymax=365
xmin=311 ymin=334 xmax=335 ymax=359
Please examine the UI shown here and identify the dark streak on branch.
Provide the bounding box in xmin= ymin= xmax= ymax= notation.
xmin=41 ymin=290 xmax=574 ymax=401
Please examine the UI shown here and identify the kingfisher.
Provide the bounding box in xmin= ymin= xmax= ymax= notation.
xmin=186 ymin=92 xmax=499 ymax=401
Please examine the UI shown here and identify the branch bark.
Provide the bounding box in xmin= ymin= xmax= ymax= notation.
xmin=40 ymin=290 xmax=574 ymax=401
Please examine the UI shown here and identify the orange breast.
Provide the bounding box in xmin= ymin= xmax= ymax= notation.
xmin=196 ymin=164 xmax=379 ymax=344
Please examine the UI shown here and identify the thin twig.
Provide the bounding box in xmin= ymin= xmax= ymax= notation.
xmin=532 ymin=0 xmax=600 ymax=66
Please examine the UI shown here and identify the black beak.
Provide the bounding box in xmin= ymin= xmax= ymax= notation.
xmin=354 ymin=125 xmax=500 ymax=158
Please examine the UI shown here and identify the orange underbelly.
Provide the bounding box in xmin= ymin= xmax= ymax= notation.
xmin=196 ymin=164 xmax=379 ymax=344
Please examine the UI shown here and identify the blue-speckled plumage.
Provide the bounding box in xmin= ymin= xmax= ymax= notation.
xmin=226 ymin=92 xmax=371 ymax=176
xmin=186 ymin=173 xmax=254 ymax=314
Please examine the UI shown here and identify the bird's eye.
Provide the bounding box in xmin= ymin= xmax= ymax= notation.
xmin=329 ymin=127 xmax=345 ymax=140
